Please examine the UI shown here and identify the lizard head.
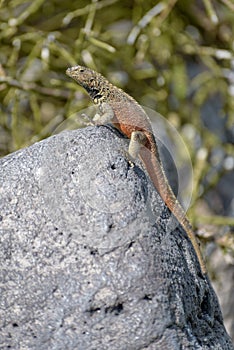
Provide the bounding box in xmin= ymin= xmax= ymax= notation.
xmin=66 ymin=65 xmax=107 ymax=103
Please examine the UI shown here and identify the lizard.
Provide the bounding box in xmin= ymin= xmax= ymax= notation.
xmin=66 ymin=65 xmax=207 ymax=275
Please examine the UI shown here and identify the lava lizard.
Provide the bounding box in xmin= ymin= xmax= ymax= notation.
xmin=66 ymin=65 xmax=206 ymax=275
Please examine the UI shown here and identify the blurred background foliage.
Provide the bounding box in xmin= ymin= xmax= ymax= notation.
xmin=0 ymin=0 xmax=234 ymax=338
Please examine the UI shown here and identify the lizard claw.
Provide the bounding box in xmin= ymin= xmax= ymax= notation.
xmin=81 ymin=113 xmax=95 ymax=126
xmin=122 ymin=149 xmax=135 ymax=168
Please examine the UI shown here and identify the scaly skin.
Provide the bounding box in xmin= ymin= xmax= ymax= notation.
xmin=66 ymin=65 xmax=206 ymax=275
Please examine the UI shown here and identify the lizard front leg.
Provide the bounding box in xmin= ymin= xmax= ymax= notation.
xmin=80 ymin=113 xmax=95 ymax=126
xmin=92 ymin=102 xmax=115 ymax=125
xmin=80 ymin=102 xmax=114 ymax=126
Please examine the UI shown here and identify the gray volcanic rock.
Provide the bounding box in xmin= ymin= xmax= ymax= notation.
xmin=0 ymin=126 xmax=233 ymax=350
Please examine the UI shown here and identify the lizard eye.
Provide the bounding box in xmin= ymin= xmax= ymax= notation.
xmin=79 ymin=68 xmax=85 ymax=72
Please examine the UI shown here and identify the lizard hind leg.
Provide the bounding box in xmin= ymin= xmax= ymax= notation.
xmin=124 ymin=131 xmax=148 ymax=167
xmin=128 ymin=131 xmax=148 ymax=160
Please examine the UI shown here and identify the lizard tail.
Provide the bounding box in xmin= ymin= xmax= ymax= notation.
xmin=139 ymin=145 xmax=206 ymax=275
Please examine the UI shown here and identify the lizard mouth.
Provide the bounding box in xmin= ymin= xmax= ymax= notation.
xmin=66 ymin=67 xmax=73 ymax=77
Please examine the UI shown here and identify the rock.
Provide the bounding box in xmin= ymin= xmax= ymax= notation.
xmin=0 ymin=126 xmax=233 ymax=350
xmin=208 ymin=245 xmax=234 ymax=344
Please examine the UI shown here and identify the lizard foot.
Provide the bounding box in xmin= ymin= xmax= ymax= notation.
xmin=122 ymin=149 xmax=135 ymax=168
xmin=81 ymin=113 xmax=95 ymax=126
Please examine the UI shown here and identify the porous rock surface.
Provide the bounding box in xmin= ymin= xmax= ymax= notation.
xmin=0 ymin=126 xmax=233 ymax=350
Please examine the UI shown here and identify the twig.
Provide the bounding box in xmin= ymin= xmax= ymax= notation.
xmin=83 ymin=0 xmax=98 ymax=35
xmin=219 ymin=0 xmax=234 ymax=11
xmin=199 ymin=215 xmax=234 ymax=226
xmin=0 ymin=77 xmax=70 ymax=99
xmin=8 ymin=0 xmax=46 ymax=27
xmin=202 ymin=0 xmax=219 ymax=24
xmin=62 ymin=0 xmax=119 ymax=26
xmin=127 ymin=0 xmax=178 ymax=45
xmin=127 ymin=2 xmax=166 ymax=45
